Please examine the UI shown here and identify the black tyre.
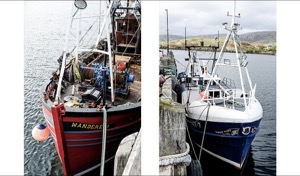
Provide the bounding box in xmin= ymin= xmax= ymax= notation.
xmin=187 ymin=159 xmax=203 ymax=176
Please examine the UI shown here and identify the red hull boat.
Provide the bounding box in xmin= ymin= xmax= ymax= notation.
xmin=41 ymin=98 xmax=140 ymax=175
xmin=38 ymin=0 xmax=141 ymax=175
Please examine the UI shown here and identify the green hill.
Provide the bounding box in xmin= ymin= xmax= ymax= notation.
xmin=159 ymin=31 xmax=276 ymax=55
xmin=159 ymin=35 xmax=276 ymax=55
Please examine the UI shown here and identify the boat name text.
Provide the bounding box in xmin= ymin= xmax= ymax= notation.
xmin=63 ymin=122 xmax=115 ymax=131
xmin=71 ymin=122 xmax=110 ymax=130
xmin=215 ymin=128 xmax=239 ymax=136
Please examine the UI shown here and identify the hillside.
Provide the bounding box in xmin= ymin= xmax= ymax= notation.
xmin=159 ymin=31 xmax=276 ymax=55
xmin=239 ymin=31 xmax=276 ymax=43
xmin=160 ymin=31 xmax=276 ymax=43
xmin=159 ymin=34 xmax=185 ymax=41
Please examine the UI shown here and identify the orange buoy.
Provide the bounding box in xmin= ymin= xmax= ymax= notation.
xmin=32 ymin=124 xmax=50 ymax=142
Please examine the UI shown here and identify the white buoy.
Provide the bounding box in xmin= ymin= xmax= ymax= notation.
xmin=32 ymin=124 xmax=50 ymax=142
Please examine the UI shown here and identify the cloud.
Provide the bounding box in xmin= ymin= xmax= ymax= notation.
xmin=159 ymin=1 xmax=276 ymax=35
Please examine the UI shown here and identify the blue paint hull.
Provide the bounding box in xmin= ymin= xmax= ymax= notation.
xmin=187 ymin=117 xmax=261 ymax=168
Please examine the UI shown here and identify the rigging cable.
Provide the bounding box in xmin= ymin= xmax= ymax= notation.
xmin=121 ymin=22 xmax=141 ymax=56
xmin=174 ymin=58 xmax=187 ymax=69
xmin=186 ymin=122 xmax=198 ymax=161
xmin=198 ymin=104 xmax=210 ymax=160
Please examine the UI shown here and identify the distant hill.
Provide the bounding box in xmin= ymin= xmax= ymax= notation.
xmin=160 ymin=31 xmax=276 ymax=44
xmin=159 ymin=34 xmax=185 ymax=41
xmin=159 ymin=31 xmax=276 ymax=55
xmin=239 ymin=31 xmax=276 ymax=43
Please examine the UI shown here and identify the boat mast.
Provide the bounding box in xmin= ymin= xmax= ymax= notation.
xmin=75 ymin=11 xmax=81 ymax=65
xmin=55 ymin=2 xmax=75 ymax=103
xmin=71 ymin=10 xmax=82 ymax=96
xmin=231 ymin=1 xmax=248 ymax=108
xmin=94 ymin=1 xmax=115 ymax=104
xmin=208 ymin=0 xmax=252 ymax=110
xmin=165 ymin=9 xmax=169 ymax=54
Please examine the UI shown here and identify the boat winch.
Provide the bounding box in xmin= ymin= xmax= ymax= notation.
xmin=115 ymin=60 xmax=135 ymax=94
xmin=81 ymin=62 xmax=134 ymax=95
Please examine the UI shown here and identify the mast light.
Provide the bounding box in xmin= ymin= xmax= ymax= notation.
xmin=74 ymin=0 xmax=87 ymax=10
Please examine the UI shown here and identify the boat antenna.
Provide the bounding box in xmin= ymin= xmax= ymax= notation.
xmin=165 ymin=9 xmax=169 ymax=54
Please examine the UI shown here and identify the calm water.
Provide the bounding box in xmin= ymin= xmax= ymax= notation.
xmin=171 ymin=49 xmax=276 ymax=175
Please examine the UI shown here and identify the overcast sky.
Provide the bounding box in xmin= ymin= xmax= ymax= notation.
xmin=159 ymin=1 xmax=276 ymax=36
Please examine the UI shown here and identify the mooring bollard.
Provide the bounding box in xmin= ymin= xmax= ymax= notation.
xmin=159 ymin=98 xmax=191 ymax=175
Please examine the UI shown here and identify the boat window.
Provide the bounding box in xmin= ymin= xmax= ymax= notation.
xmin=198 ymin=77 xmax=203 ymax=85
xmin=209 ymin=91 xmax=220 ymax=98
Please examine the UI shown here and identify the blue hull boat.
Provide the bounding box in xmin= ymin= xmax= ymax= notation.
xmin=174 ymin=1 xmax=263 ymax=169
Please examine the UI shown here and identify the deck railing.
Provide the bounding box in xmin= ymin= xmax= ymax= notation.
xmin=202 ymin=89 xmax=249 ymax=111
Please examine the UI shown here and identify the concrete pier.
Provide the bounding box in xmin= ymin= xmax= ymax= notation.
xmin=161 ymin=75 xmax=177 ymax=101
xmin=114 ymin=131 xmax=141 ymax=175
xmin=159 ymin=97 xmax=191 ymax=175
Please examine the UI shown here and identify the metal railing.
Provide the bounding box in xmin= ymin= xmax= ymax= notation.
xmin=201 ymin=88 xmax=248 ymax=110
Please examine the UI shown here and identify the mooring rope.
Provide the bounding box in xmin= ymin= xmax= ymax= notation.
xmin=186 ymin=103 xmax=210 ymax=161
xmin=159 ymin=142 xmax=191 ymax=166
xmin=198 ymin=104 xmax=210 ymax=160
xmin=174 ymin=58 xmax=187 ymax=69
xmin=186 ymin=122 xmax=198 ymax=161
xmin=100 ymin=105 xmax=107 ymax=175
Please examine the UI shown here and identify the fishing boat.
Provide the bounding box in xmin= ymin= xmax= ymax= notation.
xmin=174 ymin=2 xmax=263 ymax=169
xmin=39 ymin=0 xmax=141 ymax=175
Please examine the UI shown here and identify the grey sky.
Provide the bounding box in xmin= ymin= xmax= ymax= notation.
xmin=159 ymin=1 xmax=276 ymax=36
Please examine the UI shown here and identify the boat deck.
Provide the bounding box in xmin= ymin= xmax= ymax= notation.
xmin=59 ymin=63 xmax=141 ymax=108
